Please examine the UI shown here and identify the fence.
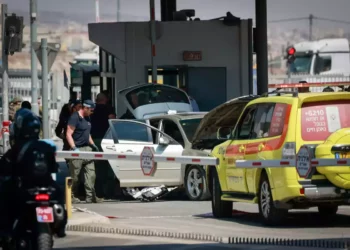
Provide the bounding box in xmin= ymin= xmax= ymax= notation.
xmin=268 ymin=73 xmax=350 ymax=92
xmin=0 ymin=70 xmax=72 ymax=138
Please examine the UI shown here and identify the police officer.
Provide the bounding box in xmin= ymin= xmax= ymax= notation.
xmin=66 ymin=100 xmax=102 ymax=204
xmin=0 ymin=109 xmax=67 ymax=237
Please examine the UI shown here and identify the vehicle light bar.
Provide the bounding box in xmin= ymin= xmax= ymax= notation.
xmin=268 ymin=81 xmax=350 ymax=89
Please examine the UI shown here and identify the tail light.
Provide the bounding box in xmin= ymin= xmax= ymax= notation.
xmin=282 ymin=142 xmax=296 ymax=159
xmin=35 ymin=194 xmax=50 ymax=201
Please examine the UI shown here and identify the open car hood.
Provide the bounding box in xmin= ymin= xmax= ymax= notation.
xmin=191 ymin=95 xmax=259 ymax=150
xmin=119 ymin=84 xmax=193 ymax=119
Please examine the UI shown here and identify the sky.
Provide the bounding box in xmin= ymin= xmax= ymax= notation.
xmin=3 ymin=0 xmax=350 ymax=32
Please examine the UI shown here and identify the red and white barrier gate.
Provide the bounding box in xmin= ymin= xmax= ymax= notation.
xmin=236 ymin=158 xmax=349 ymax=179
xmin=235 ymin=159 xmax=350 ymax=168
xmin=55 ymin=150 xmax=219 ymax=166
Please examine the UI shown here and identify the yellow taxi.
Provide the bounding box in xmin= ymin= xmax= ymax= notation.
xmin=207 ymin=91 xmax=350 ymax=225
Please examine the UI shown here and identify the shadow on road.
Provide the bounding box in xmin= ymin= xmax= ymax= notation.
xmin=193 ymin=210 xmax=350 ymax=229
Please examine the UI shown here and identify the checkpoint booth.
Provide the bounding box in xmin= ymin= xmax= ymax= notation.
xmin=88 ymin=14 xmax=254 ymax=116
xmin=69 ymin=63 xmax=100 ymax=101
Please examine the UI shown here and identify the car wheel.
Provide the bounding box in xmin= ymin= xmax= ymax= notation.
xmin=258 ymin=172 xmax=288 ymax=226
xmin=211 ymin=170 xmax=232 ymax=218
xmin=184 ymin=166 xmax=210 ymax=201
xmin=318 ymin=205 xmax=338 ymax=217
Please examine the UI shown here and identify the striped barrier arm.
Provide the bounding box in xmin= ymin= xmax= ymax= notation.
xmin=235 ymin=159 xmax=350 ymax=168
xmin=55 ymin=151 xmax=220 ymax=166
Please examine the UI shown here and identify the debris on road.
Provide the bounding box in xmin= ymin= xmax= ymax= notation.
xmin=125 ymin=185 xmax=177 ymax=202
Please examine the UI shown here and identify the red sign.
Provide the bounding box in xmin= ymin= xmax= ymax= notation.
xmin=140 ymin=146 xmax=157 ymax=176
xmin=301 ymin=101 xmax=350 ymax=141
xmin=183 ymin=51 xmax=202 ymax=61
xmin=269 ymin=103 xmax=288 ymax=137
xmin=36 ymin=207 xmax=54 ymax=223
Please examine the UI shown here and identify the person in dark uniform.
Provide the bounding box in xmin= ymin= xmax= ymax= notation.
xmin=65 ymin=100 xmax=102 ymax=204
xmin=55 ymin=100 xmax=82 ymax=151
xmin=90 ymin=93 xmax=116 ymax=143
xmin=90 ymin=93 xmax=116 ymax=199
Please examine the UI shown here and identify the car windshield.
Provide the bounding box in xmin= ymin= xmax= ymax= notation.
xmin=301 ymin=100 xmax=350 ymax=141
xmin=179 ymin=118 xmax=202 ymax=142
xmin=290 ymin=55 xmax=312 ymax=73
xmin=126 ymin=85 xmax=190 ymax=109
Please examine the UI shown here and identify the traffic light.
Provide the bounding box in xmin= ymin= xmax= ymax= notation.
xmin=286 ymin=46 xmax=296 ymax=64
xmin=4 ymin=13 xmax=24 ymax=55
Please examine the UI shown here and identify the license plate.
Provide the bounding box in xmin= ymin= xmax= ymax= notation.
xmin=36 ymin=207 xmax=54 ymax=223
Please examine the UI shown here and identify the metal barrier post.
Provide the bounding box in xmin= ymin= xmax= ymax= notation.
xmin=2 ymin=121 xmax=11 ymax=153
xmin=65 ymin=177 xmax=72 ymax=219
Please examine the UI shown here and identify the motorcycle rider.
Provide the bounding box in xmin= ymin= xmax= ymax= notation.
xmin=0 ymin=108 xmax=67 ymax=237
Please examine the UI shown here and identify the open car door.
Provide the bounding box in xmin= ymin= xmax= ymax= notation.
xmin=101 ymin=127 xmax=120 ymax=180
xmin=119 ymin=84 xmax=193 ymax=119
xmin=104 ymin=119 xmax=185 ymax=187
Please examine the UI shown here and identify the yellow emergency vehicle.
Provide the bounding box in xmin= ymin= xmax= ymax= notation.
xmin=207 ymin=88 xmax=350 ymax=225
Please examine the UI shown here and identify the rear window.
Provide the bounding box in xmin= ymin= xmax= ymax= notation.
xmin=126 ymin=85 xmax=190 ymax=109
xmin=301 ymin=101 xmax=350 ymax=141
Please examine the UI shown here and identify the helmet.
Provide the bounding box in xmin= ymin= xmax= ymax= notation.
xmin=13 ymin=108 xmax=41 ymax=141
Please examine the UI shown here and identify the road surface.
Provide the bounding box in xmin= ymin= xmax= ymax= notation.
xmin=74 ymin=200 xmax=350 ymax=240
xmin=54 ymin=232 xmax=334 ymax=250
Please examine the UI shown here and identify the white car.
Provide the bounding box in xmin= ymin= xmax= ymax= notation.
xmin=101 ymin=84 xmax=247 ymax=201
xmin=102 ymin=112 xmax=212 ymax=201
xmin=101 ymin=83 xmax=211 ymax=200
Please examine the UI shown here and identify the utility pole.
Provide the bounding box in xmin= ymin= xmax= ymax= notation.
xmin=255 ymin=0 xmax=269 ymax=95
xmin=149 ymin=0 xmax=157 ymax=83
xmin=41 ymin=38 xmax=49 ymax=138
xmin=95 ymin=0 xmax=100 ymax=23
xmin=116 ymin=0 xmax=120 ymax=21
xmin=309 ymin=14 xmax=313 ymax=41
xmin=1 ymin=4 xmax=9 ymax=122
xmin=30 ymin=0 xmax=39 ymax=115
xmin=1 ymin=4 xmax=10 ymax=154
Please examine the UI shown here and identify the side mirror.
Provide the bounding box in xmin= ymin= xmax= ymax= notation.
xmin=159 ymin=136 xmax=170 ymax=145
xmin=217 ymin=127 xmax=232 ymax=140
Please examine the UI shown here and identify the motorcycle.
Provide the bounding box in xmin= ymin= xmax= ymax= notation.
xmin=0 ymin=179 xmax=65 ymax=250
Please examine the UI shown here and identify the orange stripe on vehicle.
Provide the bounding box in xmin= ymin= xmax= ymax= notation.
xmin=225 ymin=104 xmax=292 ymax=156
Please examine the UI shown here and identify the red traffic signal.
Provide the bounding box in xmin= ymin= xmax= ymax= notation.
xmin=286 ymin=46 xmax=296 ymax=64
xmin=287 ymin=46 xmax=296 ymax=55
